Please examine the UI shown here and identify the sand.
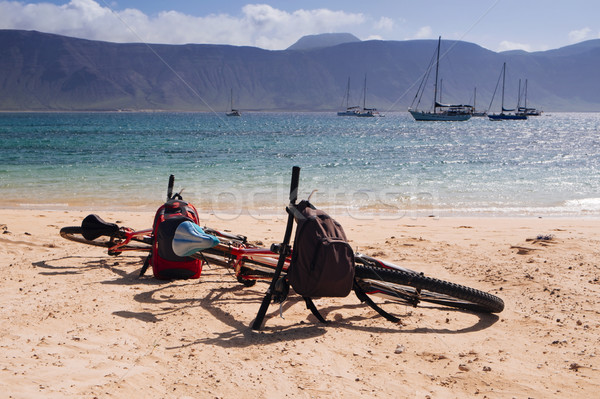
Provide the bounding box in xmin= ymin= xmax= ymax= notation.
xmin=1 ymin=208 xmax=599 ymax=398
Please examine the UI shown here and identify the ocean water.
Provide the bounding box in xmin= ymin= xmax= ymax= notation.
xmin=1 ymin=111 xmax=599 ymax=218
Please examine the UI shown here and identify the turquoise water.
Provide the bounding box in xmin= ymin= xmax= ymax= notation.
xmin=1 ymin=111 xmax=600 ymax=217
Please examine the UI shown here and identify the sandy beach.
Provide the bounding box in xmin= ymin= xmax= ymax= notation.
xmin=1 ymin=208 xmax=599 ymax=398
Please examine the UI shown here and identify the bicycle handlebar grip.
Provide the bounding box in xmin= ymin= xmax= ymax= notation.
xmin=167 ymin=174 xmax=175 ymax=200
xmin=289 ymin=166 xmax=300 ymax=203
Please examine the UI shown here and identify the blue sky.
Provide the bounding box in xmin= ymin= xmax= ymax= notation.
xmin=0 ymin=0 xmax=598 ymax=51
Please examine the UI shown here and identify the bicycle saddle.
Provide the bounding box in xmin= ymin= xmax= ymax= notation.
xmin=171 ymin=220 xmax=220 ymax=257
xmin=81 ymin=214 xmax=119 ymax=240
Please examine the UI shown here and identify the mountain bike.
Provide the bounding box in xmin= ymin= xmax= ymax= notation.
xmin=59 ymin=170 xmax=504 ymax=328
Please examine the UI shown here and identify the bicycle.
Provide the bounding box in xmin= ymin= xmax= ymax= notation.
xmin=59 ymin=169 xmax=504 ymax=329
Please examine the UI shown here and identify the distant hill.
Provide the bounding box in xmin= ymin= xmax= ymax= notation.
xmin=287 ymin=33 xmax=361 ymax=50
xmin=0 ymin=29 xmax=599 ymax=112
xmin=537 ymin=38 xmax=600 ymax=56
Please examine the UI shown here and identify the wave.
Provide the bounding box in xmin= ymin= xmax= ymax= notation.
xmin=562 ymin=197 xmax=600 ymax=212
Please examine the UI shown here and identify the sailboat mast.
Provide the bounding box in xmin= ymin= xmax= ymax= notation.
xmin=433 ymin=36 xmax=441 ymax=113
xmin=517 ymin=79 xmax=522 ymax=109
xmin=501 ymin=62 xmax=506 ymax=112
xmin=345 ymin=77 xmax=350 ymax=108
xmin=363 ymin=74 xmax=367 ymax=109
xmin=524 ymin=79 xmax=528 ymax=109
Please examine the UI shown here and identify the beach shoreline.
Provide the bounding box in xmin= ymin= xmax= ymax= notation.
xmin=1 ymin=208 xmax=599 ymax=397
xmin=3 ymin=201 xmax=600 ymax=221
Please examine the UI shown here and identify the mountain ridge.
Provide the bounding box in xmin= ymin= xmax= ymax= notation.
xmin=287 ymin=33 xmax=361 ymax=50
xmin=0 ymin=29 xmax=599 ymax=112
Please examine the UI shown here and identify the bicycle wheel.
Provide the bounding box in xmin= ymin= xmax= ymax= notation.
xmin=354 ymin=265 xmax=504 ymax=314
xmin=59 ymin=226 xmax=151 ymax=251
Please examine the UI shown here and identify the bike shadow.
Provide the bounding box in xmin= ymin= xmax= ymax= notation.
xmin=155 ymin=284 xmax=499 ymax=351
xmin=321 ymin=302 xmax=500 ymax=335
xmin=102 ymin=280 xmax=330 ymax=347
xmin=33 ymin=255 xmax=150 ymax=282
xmin=165 ymin=285 xmax=331 ymax=349
xmin=34 ymin=256 xmax=499 ymax=347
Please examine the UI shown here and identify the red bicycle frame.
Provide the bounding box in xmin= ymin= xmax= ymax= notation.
xmin=105 ymin=227 xmax=153 ymax=255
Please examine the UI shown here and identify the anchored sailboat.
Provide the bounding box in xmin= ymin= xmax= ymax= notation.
xmin=518 ymin=79 xmax=542 ymax=116
xmin=488 ymin=63 xmax=527 ymax=120
xmin=356 ymin=74 xmax=380 ymax=117
xmin=226 ymin=89 xmax=241 ymax=117
xmin=337 ymin=77 xmax=360 ymax=116
xmin=409 ymin=36 xmax=472 ymax=121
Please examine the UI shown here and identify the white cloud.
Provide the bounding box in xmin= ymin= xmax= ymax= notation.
xmin=364 ymin=35 xmax=383 ymax=41
xmin=568 ymin=27 xmax=591 ymax=43
xmin=374 ymin=17 xmax=394 ymax=31
xmin=0 ymin=1 xmax=366 ymax=49
xmin=411 ymin=26 xmax=433 ymax=40
xmin=498 ymin=40 xmax=532 ymax=52
xmin=240 ymin=4 xmax=365 ymax=49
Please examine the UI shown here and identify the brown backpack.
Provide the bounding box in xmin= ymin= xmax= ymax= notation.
xmin=287 ymin=200 xmax=355 ymax=298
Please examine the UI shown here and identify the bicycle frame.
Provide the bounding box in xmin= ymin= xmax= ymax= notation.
xmin=64 ymin=210 xmax=417 ymax=281
xmin=197 ymin=228 xmax=288 ymax=280
xmin=83 ymin=222 xmax=414 ymax=285
xmin=202 ymin=226 xmax=418 ymax=285
xmin=222 ymin=244 xmax=416 ymax=281
xmin=106 ymin=227 xmax=152 ymax=255
xmin=230 ymin=247 xmax=282 ymax=274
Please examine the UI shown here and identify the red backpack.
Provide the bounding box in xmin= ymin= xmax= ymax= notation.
xmin=146 ymin=198 xmax=205 ymax=279
xmin=138 ymin=175 xmax=218 ymax=280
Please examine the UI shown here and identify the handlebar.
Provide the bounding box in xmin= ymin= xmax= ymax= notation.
xmin=167 ymin=174 xmax=175 ymax=200
xmin=289 ymin=166 xmax=300 ymax=203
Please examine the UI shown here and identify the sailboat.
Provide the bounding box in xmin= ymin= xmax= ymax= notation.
xmin=225 ymin=89 xmax=241 ymax=117
xmin=356 ymin=74 xmax=380 ymax=117
xmin=409 ymin=36 xmax=472 ymax=121
xmin=337 ymin=77 xmax=360 ymax=116
xmin=488 ymin=63 xmax=527 ymax=120
xmin=517 ymin=79 xmax=542 ymax=116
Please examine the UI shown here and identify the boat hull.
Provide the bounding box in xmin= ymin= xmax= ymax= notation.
xmin=409 ymin=110 xmax=471 ymax=121
xmin=356 ymin=111 xmax=375 ymax=117
xmin=488 ymin=113 xmax=527 ymax=121
xmin=226 ymin=109 xmax=241 ymax=117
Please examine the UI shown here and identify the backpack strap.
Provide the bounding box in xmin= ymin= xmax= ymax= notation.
xmin=353 ymin=280 xmax=400 ymax=323
xmin=303 ymin=297 xmax=327 ymax=324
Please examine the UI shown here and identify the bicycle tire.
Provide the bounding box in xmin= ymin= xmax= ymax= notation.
xmin=59 ymin=226 xmax=150 ymax=251
xmin=354 ymin=265 xmax=504 ymax=314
